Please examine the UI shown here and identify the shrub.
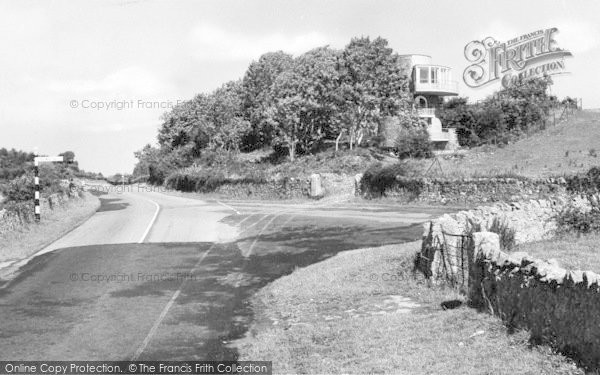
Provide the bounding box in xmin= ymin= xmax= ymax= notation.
xmin=488 ymin=217 xmax=516 ymax=251
xmin=360 ymin=162 xmax=421 ymax=198
xmin=2 ymin=173 xmax=34 ymax=202
xmin=565 ymin=166 xmax=600 ymax=194
xmin=557 ymin=209 xmax=600 ymax=234
xmin=556 ymin=193 xmax=600 ymax=234
xmin=164 ymin=167 xmax=269 ymax=193
xmin=1 ymin=165 xmax=69 ymax=204
xmin=394 ymin=127 xmax=433 ymax=159
xmin=467 ymin=217 xmax=516 ymax=251
xmin=437 ymin=76 xmax=554 ymax=147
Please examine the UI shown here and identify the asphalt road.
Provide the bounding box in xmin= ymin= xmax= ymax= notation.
xmin=0 ymin=187 xmax=448 ymax=360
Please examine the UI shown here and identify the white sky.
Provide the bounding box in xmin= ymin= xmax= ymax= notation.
xmin=1 ymin=0 xmax=599 ymax=175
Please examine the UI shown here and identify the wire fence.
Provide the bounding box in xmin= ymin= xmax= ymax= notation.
xmin=419 ymin=223 xmax=473 ymax=291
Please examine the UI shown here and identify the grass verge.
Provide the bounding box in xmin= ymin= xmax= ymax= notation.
xmin=515 ymin=232 xmax=600 ymax=272
xmin=237 ymin=241 xmax=582 ymax=374
xmin=0 ymin=192 xmax=100 ymax=264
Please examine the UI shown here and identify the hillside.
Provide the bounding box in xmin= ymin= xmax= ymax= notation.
xmin=406 ymin=110 xmax=600 ymax=179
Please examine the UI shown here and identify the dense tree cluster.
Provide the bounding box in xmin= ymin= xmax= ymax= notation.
xmin=438 ymin=76 xmax=556 ymax=147
xmin=135 ymin=36 xmax=418 ymax=182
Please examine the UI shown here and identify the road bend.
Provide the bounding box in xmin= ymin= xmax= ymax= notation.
xmin=0 ymin=188 xmax=445 ymax=360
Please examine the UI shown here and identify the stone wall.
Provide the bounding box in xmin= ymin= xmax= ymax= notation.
xmin=0 ymin=193 xmax=78 ymax=235
xmin=469 ymin=232 xmax=600 ymax=369
xmin=369 ymin=177 xmax=567 ymax=205
xmin=416 ymin=197 xmax=569 ymax=282
xmin=213 ymin=174 xmax=355 ymax=200
xmin=214 ymin=178 xmax=309 ymax=199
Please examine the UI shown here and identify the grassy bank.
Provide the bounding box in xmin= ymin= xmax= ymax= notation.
xmin=404 ymin=110 xmax=600 ymax=179
xmin=238 ymin=242 xmax=582 ymax=374
xmin=0 ymin=192 xmax=100 ymax=264
xmin=515 ymin=232 xmax=600 ymax=272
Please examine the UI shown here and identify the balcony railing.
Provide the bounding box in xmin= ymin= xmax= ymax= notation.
xmin=414 ymin=80 xmax=458 ymax=95
xmin=417 ymin=108 xmax=436 ymax=117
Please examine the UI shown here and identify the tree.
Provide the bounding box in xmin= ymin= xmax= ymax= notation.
xmin=133 ymin=144 xmax=161 ymax=177
xmin=334 ymin=36 xmax=412 ymax=149
xmin=438 ymin=97 xmax=479 ymax=147
xmin=267 ymin=71 xmax=303 ymax=162
xmin=205 ymin=80 xmax=251 ymax=152
xmin=241 ymin=51 xmax=294 ymax=150
xmin=290 ymin=46 xmax=341 ymax=154
xmin=264 ymin=47 xmax=343 ymax=161
xmin=157 ymin=94 xmax=211 ymax=158
xmin=59 ymin=151 xmax=75 ymax=163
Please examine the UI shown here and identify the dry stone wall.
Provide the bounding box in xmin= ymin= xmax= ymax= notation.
xmin=379 ymin=177 xmax=567 ymax=204
xmin=469 ymin=232 xmax=600 ymax=370
xmin=417 ymin=196 xmax=569 ymax=282
xmin=213 ymin=174 xmax=355 ymax=200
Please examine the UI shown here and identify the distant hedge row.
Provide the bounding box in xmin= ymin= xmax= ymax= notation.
xmin=164 ymin=169 xmax=267 ymax=193
xmin=360 ymin=163 xmax=422 ymax=198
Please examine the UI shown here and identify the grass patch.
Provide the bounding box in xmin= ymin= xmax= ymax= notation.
xmin=0 ymin=192 xmax=100 ymax=263
xmin=237 ymin=242 xmax=582 ymax=374
xmin=515 ymin=232 xmax=600 ymax=272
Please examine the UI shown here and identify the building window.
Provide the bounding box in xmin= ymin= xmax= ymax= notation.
xmin=431 ymin=68 xmax=438 ymax=84
xmin=440 ymin=67 xmax=447 ymax=82
xmin=419 ymin=67 xmax=429 ymax=83
xmin=415 ymin=96 xmax=428 ymax=108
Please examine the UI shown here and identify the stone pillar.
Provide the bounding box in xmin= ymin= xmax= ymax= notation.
xmin=310 ymin=173 xmax=323 ymax=198
xmin=468 ymin=232 xmax=500 ymax=308
xmin=354 ymin=173 xmax=363 ymax=196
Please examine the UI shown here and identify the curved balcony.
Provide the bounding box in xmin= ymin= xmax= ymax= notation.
xmin=413 ymin=64 xmax=459 ymax=96
xmin=415 ymin=80 xmax=458 ymax=96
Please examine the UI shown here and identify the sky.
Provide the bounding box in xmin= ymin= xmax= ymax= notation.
xmin=1 ymin=0 xmax=599 ymax=175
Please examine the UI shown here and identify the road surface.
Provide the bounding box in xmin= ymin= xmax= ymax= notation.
xmin=0 ymin=187 xmax=448 ymax=360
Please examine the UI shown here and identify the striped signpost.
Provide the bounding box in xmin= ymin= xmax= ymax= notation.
xmin=33 ymin=155 xmax=67 ymax=222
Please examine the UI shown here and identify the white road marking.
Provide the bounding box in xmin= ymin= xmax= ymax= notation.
xmin=234 ymin=212 xmax=295 ymax=288
xmin=132 ymin=206 xmax=292 ymax=358
xmin=217 ymin=200 xmax=240 ymax=215
xmin=237 ymin=214 xmax=271 ymax=234
xmin=131 ymin=245 xmax=214 ymax=360
xmin=242 ymin=212 xmax=295 ymax=258
xmin=138 ymin=198 xmax=160 ymax=243
xmin=235 ymin=213 xmax=256 ymax=227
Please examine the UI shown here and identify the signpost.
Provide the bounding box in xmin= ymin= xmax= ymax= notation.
xmin=33 ymin=155 xmax=70 ymax=222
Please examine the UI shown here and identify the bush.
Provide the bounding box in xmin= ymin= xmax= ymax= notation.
xmin=556 ymin=193 xmax=600 ymax=234
xmin=164 ymin=167 xmax=268 ymax=193
xmin=437 ymin=76 xmax=554 ymax=147
xmin=394 ymin=127 xmax=433 ymax=159
xmin=2 ymin=173 xmax=34 ymax=202
xmin=488 ymin=217 xmax=516 ymax=251
xmin=1 ymin=164 xmax=69 ymax=204
xmin=467 ymin=217 xmax=516 ymax=251
xmin=565 ymin=166 xmax=600 ymax=194
xmin=557 ymin=209 xmax=600 ymax=234
xmin=360 ymin=162 xmax=421 ymax=198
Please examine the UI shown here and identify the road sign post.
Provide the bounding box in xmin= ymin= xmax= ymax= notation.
xmin=33 ymin=155 xmax=70 ymax=222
